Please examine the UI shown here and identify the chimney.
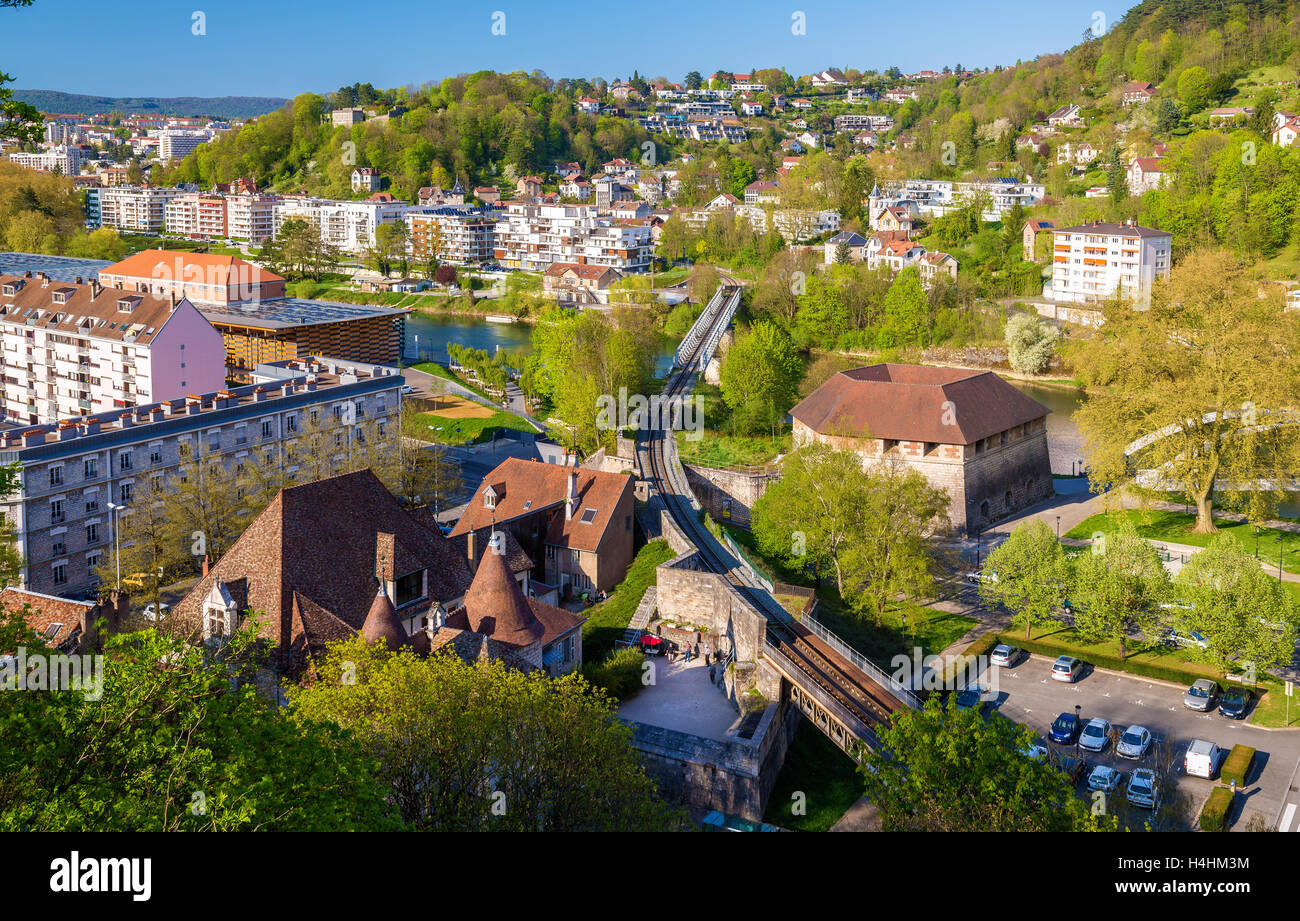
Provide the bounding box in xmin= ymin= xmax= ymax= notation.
xmin=565 ymin=469 xmax=578 ymax=521
xmin=79 ymin=420 xmax=100 ymax=436
xmin=150 ymin=406 xmax=166 ymax=422
xmin=118 ymin=411 xmax=133 ymax=428
xmin=253 ymin=386 xmax=268 ymax=402
xmin=20 ymin=429 xmax=43 ymax=447
xmin=201 ymin=554 xmax=211 ymax=577
xmin=90 ymin=280 xmax=102 ymax=299
xmin=57 ymin=421 xmax=78 ymax=441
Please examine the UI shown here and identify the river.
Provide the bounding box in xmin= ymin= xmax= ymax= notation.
xmin=403 ymin=312 xmax=678 ymax=375
xmin=1008 ymin=381 xmax=1086 ymax=477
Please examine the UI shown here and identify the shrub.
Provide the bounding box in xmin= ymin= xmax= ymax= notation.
xmin=1199 ymin=786 xmax=1235 ymax=832
xmin=1220 ymin=745 xmax=1256 ymax=787
xmin=581 ymin=645 xmax=646 ymax=701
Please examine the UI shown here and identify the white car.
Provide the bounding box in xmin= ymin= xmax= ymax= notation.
xmin=965 ymin=571 xmax=998 ymax=584
xmin=1088 ymin=764 xmax=1125 ymax=794
xmin=1116 ymin=725 xmax=1153 ymax=761
xmin=142 ymin=602 xmax=170 ymax=621
xmin=1019 ymin=743 xmax=1049 ymax=762
xmin=1078 ymin=717 xmax=1112 ymax=753
xmin=989 ymin=644 xmax=1021 ymax=668
xmin=1184 ymin=739 xmax=1222 ymax=779
xmin=1126 ymin=768 xmax=1159 ymax=808
xmin=1051 ymin=655 xmax=1084 ymax=683
xmin=400 ymin=384 xmax=414 ymax=394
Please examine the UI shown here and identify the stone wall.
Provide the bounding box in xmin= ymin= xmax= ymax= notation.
xmin=683 ymin=464 xmax=781 ymax=528
xmin=1031 ymin=300 xmax=1103 ymax=329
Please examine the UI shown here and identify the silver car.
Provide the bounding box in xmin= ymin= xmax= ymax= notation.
xmin=1088 ymin=764 xmax=1124 ymax=793
xmin=1116 ymin=725 xmax=1153 ymax=761
xmin=1184 ymin=679 xmax=1221 ymax=712
xmin=1126 ymin=768 xmax=1159 ymax=808
xmin=990 ymin=644 xmax=1021 ymax=668
xmin=1078 ymin=717 xmax=1112 ymax=753
xmin=1051 ymin=655 xmax=1084 ymax=682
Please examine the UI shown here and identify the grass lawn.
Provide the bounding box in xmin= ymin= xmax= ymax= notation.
xmin=1065 ymin=509 xmax=1300 ymax=575
xmin=1249 ymin=680 xmax=1300 ymax=729
xmin=762 ymin=721 xmax=863 ymax=832
xmin=409 ymin=360 xmax=494 ymax=401
xmin=674 ymin=382 xmax=790 ymax=467
xmin=652 ymin=266 xmax=692 ymax=287
xmin=406 ymin=409 xmax=535 ymax=445
xmin=582 ymin=539 xmax=675 ymax=664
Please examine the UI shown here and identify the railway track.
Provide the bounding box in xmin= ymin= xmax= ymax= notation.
xmin=645 ymin=285 xmax=906 ymax=744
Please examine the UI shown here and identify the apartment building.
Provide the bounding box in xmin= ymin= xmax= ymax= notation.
xmin=99 ymin=186 xmax=184 ymax=234
xmin=225 ymin=193 xmax=278 ymax=244
xmin=491 ymin=202 xmax=652 ymax=273
xmin=0 ymin=271 xmax=226 ymax=427
xmin=158 ymin=129 xmax=214 ymax=161
xmin=0 ymin=357 xmax=404 ymax=598
xmin=1047 ymin=221 xmax=1172 ymax=305
xmin=405 ymin=206 xmax=497 ymax=265
xmin=97 ymin=250 xmax=287 ymax=307
xmin=84 ymin=188 xmax=101 ymax=229
xmin=8 ymin=145 xmax=82 ymax=175
xmin=871 ymin=178 xmax=1045 ymax=222
xmin=163 ymin=193 xmax=228 ymax=239
xmin=272 ymin=197 xmax=412 ymax=253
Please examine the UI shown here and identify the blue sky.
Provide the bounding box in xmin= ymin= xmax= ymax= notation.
xmin=7 ymin=0 xmax=1141 ymax=98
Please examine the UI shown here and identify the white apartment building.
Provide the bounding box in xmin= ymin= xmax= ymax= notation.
xmin=158 ymin=129 xmax=214 ymax=161
xmin=225 ymin=193 xmax=278 ymax=243
xmin=99 ymin=186 xmax=184 ymax=234
xmin=405 ymin=206 xmax=497 ymax=265
xmin=872 ymin=178 xmax=1045 ymax=222
xmin=272 ymin=197 xmax=413 ymax=253
xmin=0 ymin=271 xmax=226 ymax=427
xmin=8 ymin=144 xmax=82 ymax=175
xmin=491 ymin=202 xmax=652 ymax=273
xmin=1047 ymin=221 xmax=1172 ymax=305
xmin=163 ymin=193 xmax=228 ymax=239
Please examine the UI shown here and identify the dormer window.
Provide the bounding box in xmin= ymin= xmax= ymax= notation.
xmin=2 ymin=281 xmax=21 ymax=296
xmin=394 ymin=569 xmax=426 ymax=607
xmin=117 ymin=296 xmax=141 ymax=314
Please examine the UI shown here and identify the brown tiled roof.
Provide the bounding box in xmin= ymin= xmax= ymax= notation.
xmin=543 ymin=262 xmax=620 ymax=281
xmin=173 ymin=469 xmax=473 ymax=666
xmin=360 ymin=586 xmax=409 ymax=650
xmin=449 ymin=457 xmax=634 ymax=552
xmin=0 ymin=274 xmax=188 ymax=345
xmin=790 ymin=363 xmax=1049 ymax=446
xmin=452 ymin=538 xmax=544 ymax=646
xmin=0 ymin=587 xmax=90 ymax=648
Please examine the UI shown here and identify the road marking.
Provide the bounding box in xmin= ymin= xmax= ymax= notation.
xmin=1280 ymin=803 xmax=1297 ymax=833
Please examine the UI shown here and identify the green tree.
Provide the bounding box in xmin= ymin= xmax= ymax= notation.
xmin=288 ymin=636 xmax=684 ymax=831
xmin=877 ymin=266 xmax=928 ymax=348
xmin=980 ymin=520 xmax=1068 ymax=638
xmin=1176 ymin=66 xmax=1212 ymax=113
xmin=0 ymin=621 xmax=396 ymax=831
xmin=1172 ymin=534 xmax=1299 ymax=674
xmin=1004 ymin=312 xmax=1060 ymax=375
xmin=718 ymin=321 xmax=803 ymax=435
xmin=1070 ymin=524 xmax=1169 ymax=660
xmin=858 ymin=695 xmax=1113 ymax=832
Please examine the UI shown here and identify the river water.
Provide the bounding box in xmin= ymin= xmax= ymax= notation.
xmin=1008 ymin=381 xmax=1086 ymax=477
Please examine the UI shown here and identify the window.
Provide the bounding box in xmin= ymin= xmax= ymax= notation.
xmin=85 ymin=496 xmax=98 ymax=513
xmin=286 ymin=415 xmax=297 ymax=433
xmin=179 ymin=441 xmax=191 ymax=458
xmin=52 ymin=540 xmax=66 ymax=556
xmin=394 ymin=570 xmax=425 ymax=607
xmin=86 ymin=552 xmax=101 ymax=570
xmin=52 ymin=564 xmax=66 ymax=585
xmin=150 ymin=446 xmax=162 ymax=465
xmin=483 ymin=492 xmax=496 ymax=509
xmin=208 ymin=432 xmax=220 ymax=451
xmin=570 ymin=549 xmax=581 ymax=563
xmin=119 ymin=483 xmax=131 ymax=503
xmin=86 ymin=522 xmax=99 ymax=544
xmin=310 ymin=409 xmax=319 ymax=424
xmin=546 ymin=545 xmax=557 ymax=559
xmin=50 ymin=499 xmax=64 ymax=523
xmin=119 ymin=450 xmax=132 ymax=470
xmin=563 ymin=635 xmax=576 ymax=662
xmin=204 ymin=608 xmax=229 ymax=640
xmin=83 ymin=458 xmax=98 ymax=479
xmin=235 ymin=426 xmax=247 ymax=445
xmin=261 ymin=420 xmax=272 ymax=439
xmin=579 ymin=508 xmax=597 ymax=524
xmin=49 ymin=466 xmax=62 ymax=487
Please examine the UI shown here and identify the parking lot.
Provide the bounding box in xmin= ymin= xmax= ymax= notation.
xmin=973 ymin=652 xmax=1300 ymax=832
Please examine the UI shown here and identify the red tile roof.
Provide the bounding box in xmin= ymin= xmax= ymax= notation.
xmin=790 ymin=363 xmax=1049 ymax=446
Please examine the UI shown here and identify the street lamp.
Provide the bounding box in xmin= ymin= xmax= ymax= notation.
xmin=1074 ymin=704 xmax=1082 ymax=753
xmin=1056 ymin=516 xmax=1061 ymax=541
xmin=106 ymin=501 xmax=124 ymax=589
xmin=1255 ymin=525 xmax=1260 ymax=560
xmin=1278 ymin=532 xmax=1285 ymax=583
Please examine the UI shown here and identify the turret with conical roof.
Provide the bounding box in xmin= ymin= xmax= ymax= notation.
xmin=461 ymin=532 xmax=544 ymax=647
xmin=360 ymin=583 xmax=409 ymax=651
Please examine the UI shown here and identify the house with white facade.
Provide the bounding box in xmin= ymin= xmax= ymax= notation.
xmin=1047 ymin=221 xmax=1172 ymax=305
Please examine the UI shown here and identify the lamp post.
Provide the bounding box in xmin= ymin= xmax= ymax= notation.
xmin=1255 ymin=525 xmax=1260 ymax=560
xmin=106 ymin=501 xmax=124 ymax=589
xmin=1056 ymin=516 xmax=1061 ymax=541
xmin=1278 ymin=532 xmax=1285 ymax=583
xmin=1074 ymin=704 xmax=1082 ymax=754
xmin=976 ymin=527 xmax=982 ymax=568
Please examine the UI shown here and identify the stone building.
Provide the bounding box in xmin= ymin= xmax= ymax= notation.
xmin=789 ymin=364 xmax=1052 ymax=534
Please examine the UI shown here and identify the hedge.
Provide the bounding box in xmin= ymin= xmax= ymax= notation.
xmin=1199 ymin=786 xmax=1235 ymax=832
xmin=581 ymin=646 xmax=647 ymax=702
xmin=993 ymin=631 xmax=1215 ymax=686
xmin=1220 ymin=745 xmax=1256 ymax=788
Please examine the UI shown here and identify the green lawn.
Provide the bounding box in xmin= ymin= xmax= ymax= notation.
xmin=582 ymin=539 xmax=675 ymax=664
xmin=405 ymin=409 xmax=535 ymax=445
xmin=676 ymin=431 xmax=790 ymax=467
xmin=409 ymin=360 xmax=494 ymax=401
xmin=762 ymin=721 xmax=864 ymax=832
xmin=1065 ymin=509 xmax=1300 ymax=575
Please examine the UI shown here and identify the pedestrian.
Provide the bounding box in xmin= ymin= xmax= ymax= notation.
xmin=704 ymin=650 xmax=711 ymax=666
xmin=708 ymin=665 xmax=716 ymax=684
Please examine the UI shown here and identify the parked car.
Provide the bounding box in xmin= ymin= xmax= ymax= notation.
xmin=965 ymin=571 xmax=998 ymax=585
xmin=1116 ymin=725 xmax=1153 ymax=761
xmin=1218 ymin=686 xmax=1253 ymax=720
xmin=1126 ymin=768 xmax=1160 ymax=808
xmin=1020 ymin=743 xmax=1049 ymax=762
xmin=400 ymin=384 xmax=414 ymax=395
xmin=1184 ymin=739 xmax=1222 ymax=779
xmin=1162 ymin=628 xmax=1210 ymax=650
xmin=1184 ymin=679 xmax=1222 ymax=712
xmin=1087 ymin=764 xmax=1125 ymax=794
xmin=1049 ymin=712 xmax=1081 ymax=744
xmin=142 ymin=602 xmax=170 ymax=622
xmin=1079 ymin=718 xmax=1112 ymax=753
xmin=990 ymin=644 xmax=1022 ymax=668
xmin=1058 ymin=754 xmax=1087 ymax=784
xmin=1051 ymin=655 xmax=1084 ymax=683
xmin=954 ymin=684 xmax=989 ymax=711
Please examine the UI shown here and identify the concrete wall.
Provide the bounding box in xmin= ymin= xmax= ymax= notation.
xmin=683 ymin=464 xmax=781 ymax=529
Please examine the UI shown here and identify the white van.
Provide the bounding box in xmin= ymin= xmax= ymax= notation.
xmin=1184 ymin=739 xmax=1221 ymax=779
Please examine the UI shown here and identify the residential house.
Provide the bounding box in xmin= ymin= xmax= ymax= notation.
xmin=1022 ymin=219 xmax=1053 ymax=258
xmin=1121 ymin=82 xmax=1155 ymax=106
xmin=1127 ymin=157 xmax=1169 ymax=194
xmin=824 ymin=231 xmax=869 ymax=265
xmin=1046 ymin=104 xmax=1084 ymax=128
xmin=542 ymin=262 xmax=623 ymax=306
xmin=920 ymin=250 xmax=959 ymax=286
xmin=350 ymin=167 xmax=381 ymax=193
xmin=1047 ymin=220 xmax=1172 ymax=305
